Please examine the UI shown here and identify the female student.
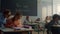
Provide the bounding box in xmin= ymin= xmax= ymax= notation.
xmin=0 ymin=9 xmax=12 ymax=27
xmin=5 ymin=12 xmax=23 ymax=28
xmin=45 ymin=16 xmax=52 ymax=34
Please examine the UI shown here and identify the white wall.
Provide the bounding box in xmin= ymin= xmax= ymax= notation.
xmin=22 ymin=0 xmax=53 ymax=22
xmin=41 ymin=0 xmax=53 ymax=21
xmin=22 ymin=0 xmax=42 ymax=22
xmin=53 ymin=0 xmax=60 ymax=15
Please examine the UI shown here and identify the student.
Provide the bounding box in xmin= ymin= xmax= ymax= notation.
xmin=34 ymin=18 xmax=43 ymax=30
xmin=5 ymin=12 xmax=23 ymax=28
xmin=45 ymin=16 xmax=51 ymax=24
xmin=35 ymin=18 xmax=40 ymax=23
xmin=48 ymin=14 xmax=60 ymax=34
xmin=0 ymin=9 xmax=12 ymax=27
xmin=24 ymin=16 xmax=30 ymax=24
xmin=45 ymin=16 xmax=52 ymax=34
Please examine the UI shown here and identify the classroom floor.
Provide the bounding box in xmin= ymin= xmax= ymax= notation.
xmin=32 ymin=31 xmax=47 ymax=34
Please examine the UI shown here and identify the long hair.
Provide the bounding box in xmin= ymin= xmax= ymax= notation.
xmin=12 ymin=12 xmax=22 ymax=22
xmin=3 ymin=10 xmax=11 ymax=18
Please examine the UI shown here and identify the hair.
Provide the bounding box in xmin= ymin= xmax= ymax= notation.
xmin=46 ymin=16 xmax=48 ymax=20
xmin=45 ymin=16 xmax=51 ymax=20
xmin=52 ymin=14 xmax=59 ymax=20
xmin=3 ymin=10 xmax=10 ymax=15
xmin=59 ymin=16 xmax=60 ymax=20
xmin=3 ymin=9 xmax=11 ymax=18
xmin=36 ymin=18 xmax=40 ymax=21
xmin=12 ymin=12 xmax=22 ymax=21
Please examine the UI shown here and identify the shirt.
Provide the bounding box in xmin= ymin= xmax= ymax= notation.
xmin=24 ymin=19 xmax=30 ymax=24
xmin=0 ymin=14 xmax=13 ymax=27
xmin=0 ymin=15 xmax=6 ymax=27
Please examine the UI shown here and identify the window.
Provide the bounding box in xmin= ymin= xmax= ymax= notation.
xmin=53 ymin=0 xmax=60 ymax=15
xmin=41 ymin=0 xmax=52 ymax=21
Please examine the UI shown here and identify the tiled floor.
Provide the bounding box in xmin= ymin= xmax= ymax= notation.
xmin=32 ymin=31 xmax=47 ymax=34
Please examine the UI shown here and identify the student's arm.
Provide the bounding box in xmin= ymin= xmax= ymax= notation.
xmin=4 ymin=19 xmax=13 ymax=28
xmin=16 ymin=20 xmax=23 ymax=27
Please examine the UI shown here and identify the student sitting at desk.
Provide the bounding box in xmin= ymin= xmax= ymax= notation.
xmin=47 ymin=14 xmax=60 ymax=34
xmin=5 ymin=12 xmax=23 ymax=28
xmin=34 ymin=18 xmax=43 ymax=30
xmin=24 ymin=16 xmax=31 ymax=24
xmin=45 ymin=16 xmax=52 ymax=34
xmin=0 ymin=9 xmax=12 ymax=27
xmin=35 ymin=18 xmax=40 ymax=23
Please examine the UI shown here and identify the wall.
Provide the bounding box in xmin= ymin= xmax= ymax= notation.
xmin=41 ymin=0 xmax=53 ymax=21
xmin=0 ymin=0 xmax=42 ymax=22
xmin=21 ymin=0 xmax=42 ymax=22
xmin=22 ymin=0 xmax=53 ymax=22
xmin=0 ymin=0 xmax=53 ymax=22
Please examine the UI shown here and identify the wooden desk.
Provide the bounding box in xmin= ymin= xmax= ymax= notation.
xmin=0 ymin=28 xmax=33 ymax=34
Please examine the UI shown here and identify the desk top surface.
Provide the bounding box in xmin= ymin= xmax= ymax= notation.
xmin=52 ymin=25 xmax=60 ymax=27
xmin=0 ymin=28 xmax=33 ymax=32
xmin=25 ymin=23 xmax=38 ymax=25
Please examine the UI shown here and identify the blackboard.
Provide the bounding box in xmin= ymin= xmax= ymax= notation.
xmin=0 ymin=0 xmax=1 ymax=12
xmin=1 ymin=0 xmax=37 ymax=16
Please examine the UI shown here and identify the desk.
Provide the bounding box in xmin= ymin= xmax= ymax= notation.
xmin=0 ymin=28 xmax=33 ymax=34
xmin=53 ymin=25 xmax=60 ymax=27
xmin=25 ymin=23 xmax=38 ymax=25
xmin=24 ymin=23 xmax=38 ymax=30
xmin=24 ymin=23 xmax=38 ymax=28
xmin=51 ymin=25 xmax=60 ymax=34
xmin=24 ymin=23 xmax=40 ymax=34
xmin=25 ymin=23 xmax=39 ymax=31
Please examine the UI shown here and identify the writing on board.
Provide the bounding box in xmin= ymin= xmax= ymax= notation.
xmin=15 ymin=0 xmax=37 ymax=16
xmin=1 ymin=0 xmax=37 ymax=16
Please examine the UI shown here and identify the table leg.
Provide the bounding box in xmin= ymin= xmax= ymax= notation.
xmin=38 ymin=29 xmax=40 ymax=34
xmin=38 ymin=24 xmax=40 ymax=34
xmin=28 ymin=31 xmax=30 ymax=34
xmin=28 ymin=31 xmax=32 ymax=34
